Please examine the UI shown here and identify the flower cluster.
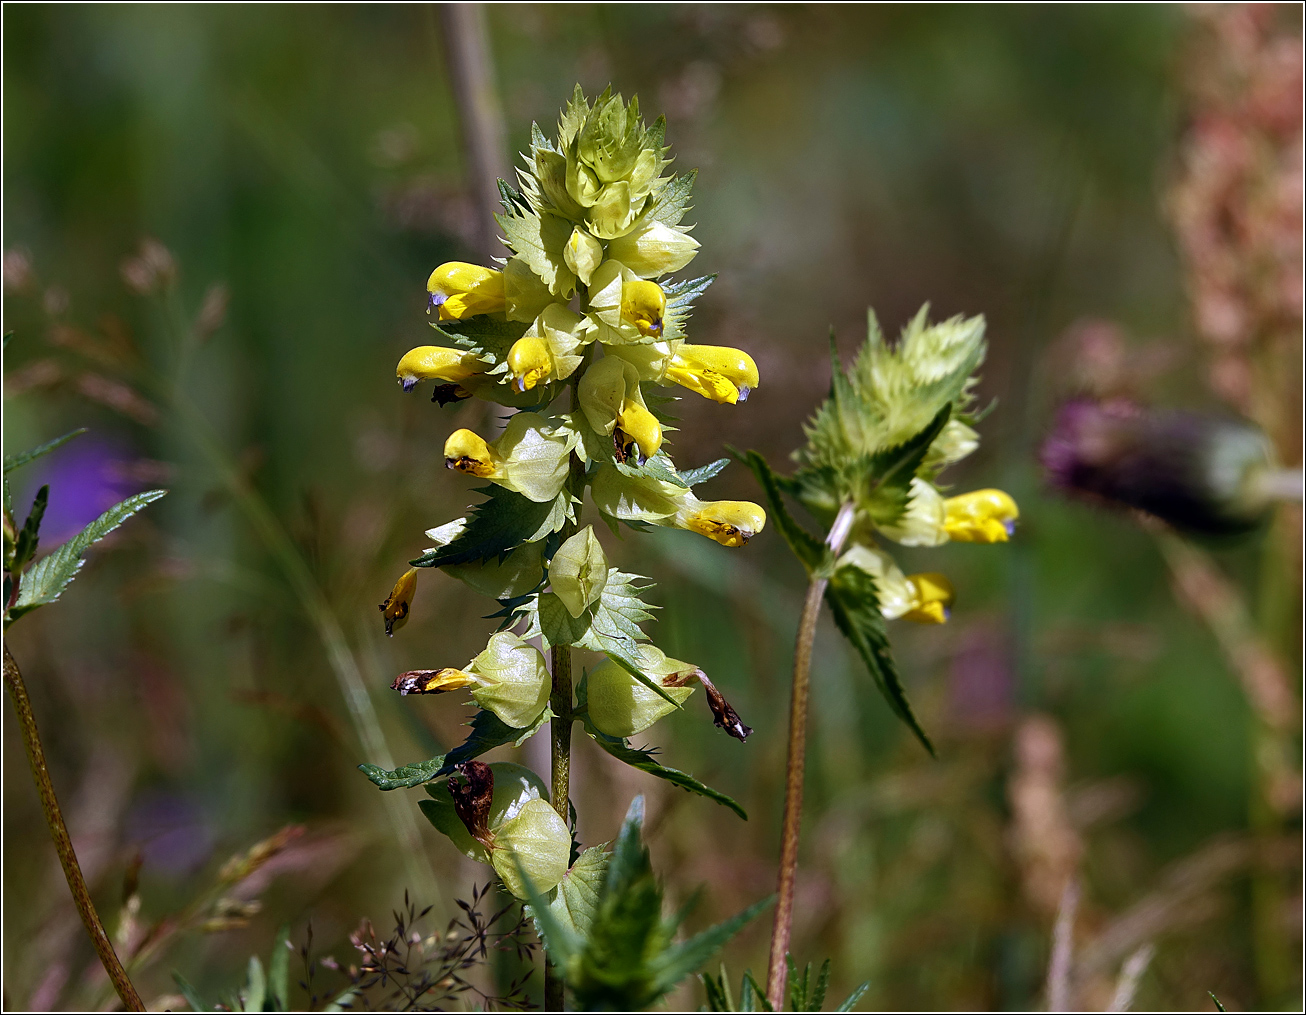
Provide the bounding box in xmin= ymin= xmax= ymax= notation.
xmin=787 ymin=307 xmax=1018 ymax=627
xmin=374 ymin=87 xmax=764 ymax=898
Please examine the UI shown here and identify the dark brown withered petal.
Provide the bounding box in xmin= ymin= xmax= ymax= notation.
xmin=702 ymin=680 xmax=753 ymax=742
xmin=431 ymin=383 xmax=469 ymax=406
xmin=447 ymin=761 xmax=495 ymax=851
xmin=391 ymin=670 xmax=444 ymax=695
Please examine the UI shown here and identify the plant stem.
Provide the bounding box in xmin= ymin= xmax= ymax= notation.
xmin=766 ymin=501 xmax=856 ymax=1009
xmin=545 ymin=640 xmax=573 ymax=1012
xmin=3 ymin=644 xmax=145 ymax=1013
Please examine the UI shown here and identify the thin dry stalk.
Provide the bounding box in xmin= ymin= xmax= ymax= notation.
xmin=1046 ymin=878 xmax=1080 ymax=1012
xmin=1107 ymin=943 xmax=1155 ymax=1013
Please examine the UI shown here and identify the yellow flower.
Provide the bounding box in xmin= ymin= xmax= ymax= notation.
xmin=900 ymin=572 xmax=954 ymax=624
xmin=444 ymin=429 xmax=503 ymax=479
xmin=665 ymin=344 xmax=759 ymax=404
xmin=943 ymin=489 xmax=1019 ymax=543
xmin=621 ymin=279 xmax=666 ymax=338
xmin=578 ymin=356 xmax=663 ymax=463
xmin=677 ymin=498 xmax=767 ymax=547
xmin=427 ymin=262 xmax=505 ymax=320
xmin=378 ymin=567 xmax=418 ymax=636
xmin=506 ymin=336 xmax=553 ymax=393
xmin=395 ymin=346 xmax=482 ymax=393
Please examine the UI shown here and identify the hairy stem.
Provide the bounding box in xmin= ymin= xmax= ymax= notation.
xmin=4 ymin=644 xmax=145 ymax=1012
xmin=545 ymin=641 xmax=573 ymax=1012
xmin=766 ymin=501 xmax=856 ymax=1009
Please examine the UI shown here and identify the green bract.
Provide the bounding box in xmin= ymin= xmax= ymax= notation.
xmin=468 ymin=632 xmax=551 ymax=728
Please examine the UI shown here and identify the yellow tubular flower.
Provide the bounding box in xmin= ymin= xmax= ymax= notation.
xmin=426 ymin=262 xmax=505 ymax=320
xmin=901 ymin=573 xmax=954 ymax=624
xmin=681 ymin=499 xmax=768 ymax=547
xmin=943 ymin=489 xmax=1020 ymax=543
xmin=507 ymin=336 xmax=553 ymax=392
xmin=444 ymin=429 xmax=504 ymax=478
xmin=378 ymin=568 xmax=419 ymax=636
xmin=620 ymin=279 xmax=666 ymax=337
xmin=615 ymin=400 xmax=662 ymax=463
xmin=665 ymin=345 xmax=760 ymax=404
xmin=395 ymin=346 xmax=482 ymax=392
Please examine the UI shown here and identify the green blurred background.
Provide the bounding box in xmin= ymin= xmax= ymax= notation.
xmin=3 ymin=4 xmax=1300 ymax=1011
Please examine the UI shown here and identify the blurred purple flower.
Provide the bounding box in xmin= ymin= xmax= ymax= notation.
xmin=1040 ymin=398 xmax=1275 ymax=537
xmin=20 ymin=436 xmax=146 ymax=544
xmin=948 ymin=624 xmax=1013 ymax=732
xmin=125 ymin=790 xmax=216 ymax=877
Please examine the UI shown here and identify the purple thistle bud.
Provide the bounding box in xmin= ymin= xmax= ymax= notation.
xmin=1040 ymin=398 xmax=1275 ymax=537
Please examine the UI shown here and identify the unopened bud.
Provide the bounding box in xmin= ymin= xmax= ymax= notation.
xmin=549 ymin=526 xmax=609 ymax=618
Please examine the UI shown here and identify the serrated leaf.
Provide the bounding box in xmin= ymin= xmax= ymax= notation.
xmin=678 ymin=457 xmax=729 ymax=487
xmin=12 ymin=485 xmax=49 ymax=573
xmin=647 ymin=171 xmax=696 ymax=227
xmin=662 ymin=274 xmax=715 ymax=343
xmin=429 ymin=315 xmax=531 ymax=367
xmin=439 ymin=705 xmax=552 ymax=775
xmin=615 ymin=450 xmax=687 ymax=489
xmin=651 ymin=895 xmax=774 ymax=998
xmin=496 ymin=208 xmax=575 ymax=296
xmin=411 ymin=487 xmax=569 ymax=569
xmin=498 ymin=177 xmax=531 ymax=215
xmin=4 ymin=428 xmax=88 ymax=475
xmin=577 ymin=680 xmax=746 ymax=818
xmin=358 ymin=754 xmax=447 ymax=791
xmin=856 ymin=403 xmax=951 ymax=526
xmin=825 ymin=562 xmax=934 ymax=756
xmin=835 ymin=981 xmax=870 ymax=1012
xmin=8 ymin=489 xmax=167 ymax=624
xmin=733 ymin=448 xmax=829 ymax=573
xmin=546 ymin=845 xmax=610 ymax=942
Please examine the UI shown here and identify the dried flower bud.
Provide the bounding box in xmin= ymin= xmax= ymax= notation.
xmin=447 ymin=761 xmax=496 ymax=851
xmin=420 ymin=762 xmax=547 ymax=862
xmin=390 ymin=668 xmax=475 ymax=694
xmin=697 ymin=672 xmax=753 ymax=742
xmin=378 ymin=568 xmax=418 ymax=636
xmin=549 ymin=525 xmax=609 ymax=618
xmin=1041 ymin=399 xmax=1276 ymax=536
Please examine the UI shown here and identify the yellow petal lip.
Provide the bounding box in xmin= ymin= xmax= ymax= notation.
xmin=444 ymin=428 xmax=502 ymax=478
xmin=620 ymin=279 xmax=666 ymax=338
xmin=615 ymin=400 xmax=662 ymax=463
xmin=378 ymin=567 xmax=419 ymax=636
xmin=507 ymin=336 xmax=553 ymax=392
xmin=901 ymin=572 xmax=954 ymax=624
xmin=943 ymin=489 xmax=1019 ymax=543
xmin=396 ymin=346 xmax=481 ymax=392
xmin=425 ymin=262 xmax=505 ymax=320
xmin=666 ymin=345 xmax=760 ymax=404
xmin=686 ymin=500 xmax=768 ymax=547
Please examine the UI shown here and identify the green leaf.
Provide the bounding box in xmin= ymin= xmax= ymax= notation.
xmin=733 ymin=448 xmax=829 ymax=573
xmin=495 ymin=207 xmax=576 ymax=296
xmin=701 ymin=968 xmax=735 ymax=1013
xmin=498 ymin=177 xmax=531 ymax=215
xmin=243 ymin=955 xmax=266 ymax=1013
xmin=439 ymin=705 xmax=552 ymax=775
xmin=857 ymin=403 xmax=951 ymax=526
xmin=740 ymin=970 xmax=772 ymax=1012
xmin=8 ymin=489 xmax=167 ymax=624
xmin=662 ymin=274 xmax=715 ymax=343
xmin=511 ymin=855 xmax=583 ymax=971
xmin=410 ymin=486 xmax=569 ymax=569
xmin=651 ymin=895 xmax=774 ymax=999
xmin=835 ymin=981 xmax=870 ymax=1012
xmin=577 ymin=679 xmax=746 ymax=818
xmin=357 ymin=754 xmax=447 ymax=791
xmin=825 ymin=562 xmax=934 ymax=756
xmin=12 ymin=485 xmax=49 ymax=573
xmin=172 ymin=971 xmax=212 ymax=1013
xmin=3 ymin=428 xmax=87 ymax=475
xmin=267 ymin=925 xmax=291 ymax=1011
xmin=647 ymin=170 xmax=696 ymax=227
xmin=615 ymin=450 xmax=687 ymax=489
xmin=429 ymin=315 xmax=530 ymax=368
xmin=547 ymin=845 xmax=610 ymax=942
xmin=678 ymin=457 xmax=730 ymax=488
